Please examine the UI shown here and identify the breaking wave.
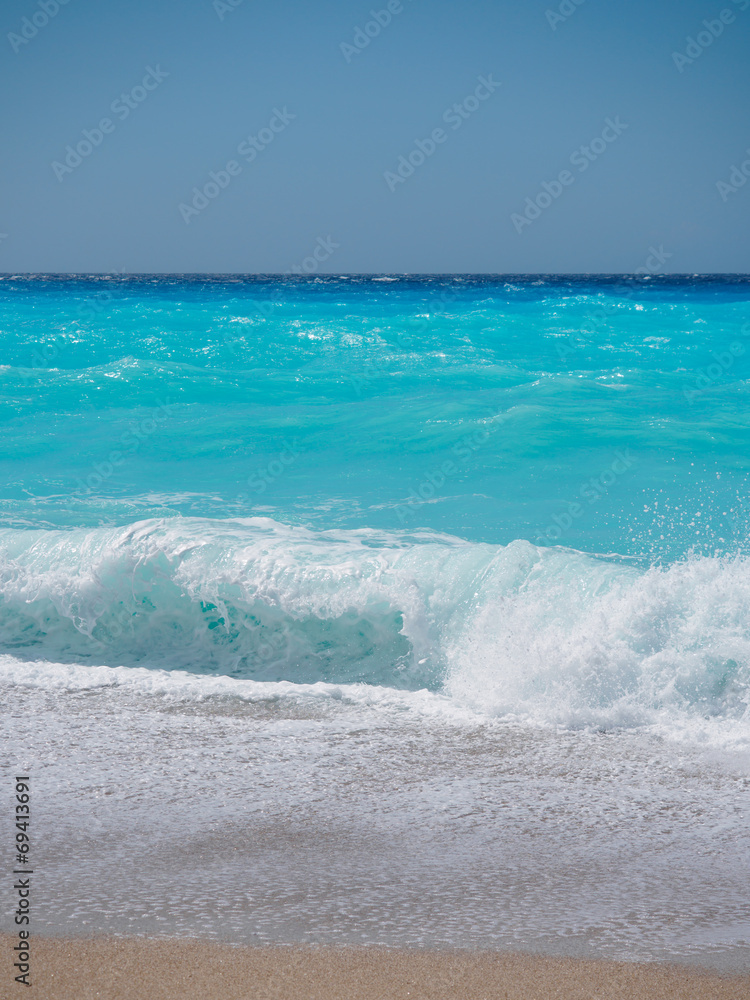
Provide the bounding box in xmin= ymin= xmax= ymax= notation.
xmin=1 ymin=517 xmax=748 ymax=741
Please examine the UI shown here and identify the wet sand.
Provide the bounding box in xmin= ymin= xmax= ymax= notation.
xmin=11 ymin=935 xmax=750 ymax=1000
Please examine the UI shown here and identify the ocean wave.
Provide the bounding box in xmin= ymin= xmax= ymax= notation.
xmin=1 ymin=517 xmax=748 ymax=740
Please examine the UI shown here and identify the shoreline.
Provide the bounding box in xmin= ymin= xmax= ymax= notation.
xmin=7 ymin=935 xmax=750 ymax=1000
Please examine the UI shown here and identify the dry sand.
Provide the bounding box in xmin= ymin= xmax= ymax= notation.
xmin=6 ymin=935 xmax=750 ymax=1000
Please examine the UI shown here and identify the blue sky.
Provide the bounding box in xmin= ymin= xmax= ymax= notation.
xmin=2 ymin=0 xmax=749 ymax=272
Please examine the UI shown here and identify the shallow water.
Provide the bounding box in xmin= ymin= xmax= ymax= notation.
xmin=5 ymin=670 xmax=750 ymax=970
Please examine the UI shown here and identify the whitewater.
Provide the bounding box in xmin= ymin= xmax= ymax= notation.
xmin=1 ymin=274 xmax=749 ymax=968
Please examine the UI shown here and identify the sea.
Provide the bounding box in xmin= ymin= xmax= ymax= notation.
xmin=1 ymin=274 xmax=749 ymax=969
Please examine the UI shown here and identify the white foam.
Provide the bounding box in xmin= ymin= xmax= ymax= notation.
xmin=0 ymin=517 xmax=749 ymax=749
xmin=0 ymin=653 xmax=474 ymax=723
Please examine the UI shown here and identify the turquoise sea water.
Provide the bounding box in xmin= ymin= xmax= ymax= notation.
xmin=2 ymin=275 xmax=750 ymax=553
xmin=2 ymin=274 xmax=750 ymax=965
xmin=2 ymin=274 xmax=750 ymax=721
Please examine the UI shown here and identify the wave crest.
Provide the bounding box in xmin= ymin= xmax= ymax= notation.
xmin=1 ymin=517 xmax=748 ymax=736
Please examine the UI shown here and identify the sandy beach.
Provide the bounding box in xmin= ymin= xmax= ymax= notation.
xmin=11 ymin=936 xmax=750 ymax=1000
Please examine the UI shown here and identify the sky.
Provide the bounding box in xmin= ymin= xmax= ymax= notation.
xmin=1 ymin=0 xmax=749 ymax=273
